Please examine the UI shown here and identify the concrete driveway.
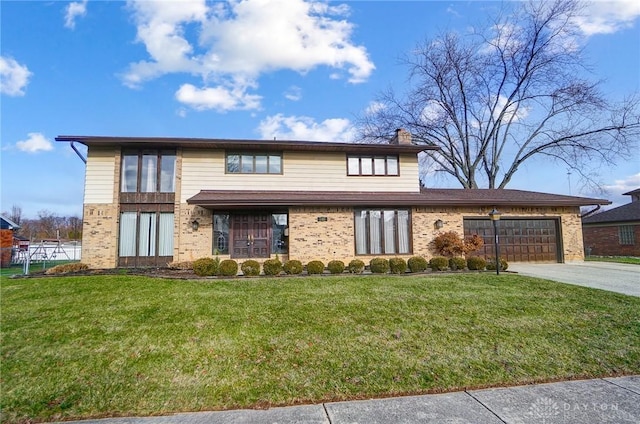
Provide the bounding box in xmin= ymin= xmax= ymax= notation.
xmin=508 ymin=261 xmax=640 ymax=297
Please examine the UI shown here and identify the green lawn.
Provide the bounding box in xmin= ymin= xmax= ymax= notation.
xmin=585 ymin=256 xmax=640 ymax=265
xmin=2 ymin=274 xmax=639 ymax=423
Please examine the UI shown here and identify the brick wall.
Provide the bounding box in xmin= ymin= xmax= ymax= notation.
xmin=582 ymin=224 xmax=640 ymax=256
xmin=1 ymin=229 xmax=13 ymax=267
xmin=81 ymin=203 xmax=119 ymax=268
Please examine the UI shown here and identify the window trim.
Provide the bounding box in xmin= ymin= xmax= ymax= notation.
xmin=347 ymin=155 xmax=400 ymax=176
xmin=225 ymin=152 xmax=283 ymax=174
xmin=121 ymin=150 xmax=176 ymax=194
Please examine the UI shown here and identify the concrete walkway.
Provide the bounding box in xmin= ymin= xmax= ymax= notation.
xmin=508 ymin=261 xmax=640 ymax=297
xmin=57 ymin=376 xmax=640 ymax=423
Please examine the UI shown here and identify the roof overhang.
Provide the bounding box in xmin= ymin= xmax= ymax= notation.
xmin=55 ymin=135 xmax=437 ymax=155
xmin=187 ymin=189 xmax=610 ymax=210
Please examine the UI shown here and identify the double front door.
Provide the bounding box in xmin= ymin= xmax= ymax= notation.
xmin=231 ymin=214 xmax=271 ymax=258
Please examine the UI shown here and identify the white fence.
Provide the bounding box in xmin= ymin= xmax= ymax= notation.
xmin=12 ymin=242 xmax=82 ymax=263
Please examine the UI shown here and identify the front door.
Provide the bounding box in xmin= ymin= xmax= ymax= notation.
xmin=231 ymin=214 xmax=271 ymax=258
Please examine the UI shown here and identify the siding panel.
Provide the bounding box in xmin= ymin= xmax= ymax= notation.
xmin=180 ymin=149 xmax=420 ymax=202
xmin=84 ymin=146 xmax=116 ymax=204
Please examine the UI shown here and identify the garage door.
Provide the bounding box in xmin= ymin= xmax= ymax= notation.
xmin=463 ymin=218 xmax=561 ymax=263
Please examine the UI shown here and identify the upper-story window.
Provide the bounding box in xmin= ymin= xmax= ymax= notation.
xmin=347 ymin=155 xmax=399 ymax=176
xmin=226 ymin=152 xmax=282 ymax=174
xmin=121 ymin=150 xmax=176 ymax=193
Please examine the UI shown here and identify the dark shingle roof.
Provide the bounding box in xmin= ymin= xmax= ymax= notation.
xmin=582 ymin=201 xmax=640 ymax=224
xmin=187 ymin=188 xmax=609 ymax=209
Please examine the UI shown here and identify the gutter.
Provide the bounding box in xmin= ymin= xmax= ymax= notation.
xmin=70 ymin=141 xmax=87 ymax=164
xmin=580 ymin=205 xmax=601 ymax=219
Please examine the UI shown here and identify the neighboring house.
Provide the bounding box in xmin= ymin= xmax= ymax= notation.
xmin=582 ymin=188 xmax=640 ymax=257
xmin=1 ymin=216 xmax=20 ymax=267
xmin=56 ymin=131 xmax=609 ymax=269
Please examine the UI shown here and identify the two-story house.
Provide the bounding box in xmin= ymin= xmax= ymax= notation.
xmin=56 ymin=130 xmax=609 ymax=269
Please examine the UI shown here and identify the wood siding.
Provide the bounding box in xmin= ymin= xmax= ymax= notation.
xmin=180 ymin=149 xmax=421 ymax=202
xmin=84 ymin=146 xmax=116 ymax=204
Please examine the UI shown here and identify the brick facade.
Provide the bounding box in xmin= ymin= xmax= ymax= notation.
xmin=582 ymin=224 xmax=640 ymax=256
xmin=1 ymin=229 xmax=13 ymax=267
xmin=81 ymin=203 xmax=119 ymax=268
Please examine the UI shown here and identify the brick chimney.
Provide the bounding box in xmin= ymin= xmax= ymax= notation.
xmin=623 ymin=188 xmax=640 ymax=203
xmin=391 ymin=128 xmax=412 ymax=145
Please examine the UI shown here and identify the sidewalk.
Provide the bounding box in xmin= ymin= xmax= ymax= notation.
xmin=58 ymin=375 xmax=640 ymax=423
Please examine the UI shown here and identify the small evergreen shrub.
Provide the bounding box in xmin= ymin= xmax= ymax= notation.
xmin=467 ymin=256 xmax=487 ymax=271
xmin=429 ymin=256 xmax=449 ymax=271
xmin=193 ymin=257 xmax=219 ymax=276
xmin=389 ymin=257 xmax=407 ymax=274
xmin=369 ymin=258 xmax=390 ymax=274
xmin=347 ymin=259 xmax=365 ymax=274
xmin=449 ymin=257 xmax=467 ymax=271
xmin=407 ymin=256 xmax=428 ymax=273
xmin=283 ymin=260 xmax=303 ymax=275
xmin=306 ymin=260 xmax=325 ymax=275
xmin=486 ymin=257 xmax=509 ymax=271
xmin=263 ymin=258 xmax=283 ymax=276
xmin=218 ymin=259 xmax=238 ymax=276
xmin=45 ymin=262 xmax=89 ymax=275
xmin=327 ymin=260 xmax=345 ymax=274
xmin=240 ymin=260 xmax=260 ymax=276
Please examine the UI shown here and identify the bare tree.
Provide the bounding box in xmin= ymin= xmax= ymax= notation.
xmin=358 ymin=0 xmax=639 ymax=189
xmin=2 ymin=204 xmax=23 ymax=226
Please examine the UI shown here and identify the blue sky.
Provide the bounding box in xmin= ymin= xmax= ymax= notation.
xmin=1 ymin=0 xmax=639 ymax=219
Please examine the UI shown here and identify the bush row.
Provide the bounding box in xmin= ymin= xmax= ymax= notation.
xmin=189 ymin=255 xmax=508 ymax=277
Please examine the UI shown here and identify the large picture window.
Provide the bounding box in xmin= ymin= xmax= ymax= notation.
xmin=119 ymin=211 xmax=174 ymax=260
xmin=347 ymin=155 xmax=399 ymax=176
xmin=121 ymin=150 xmax=176 ymax=193
xmin=226 ymin=153 xmax=282 ymax=174
xmin=355 ymin=209 xmax=411 ymax=255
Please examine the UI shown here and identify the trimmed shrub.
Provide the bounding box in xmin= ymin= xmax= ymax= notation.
xmin=45 ymin=262 xmax=89 ymax=275
xmin=167 ymin=261 xmax=193 ymax=270
xmin=306 ymin=260 xmax=325 ymax=275
xmin=433 ymin=231 xmax=485 ymax=256
xmin=407 ymin=256 xmax=428 ymax=273
xmin=347 ymin=259 xmax=365 ymax=274
xmin=486 ymin=257 xmax=509 ymax=271
xmin=263 ymin=258 xmax=283 ymax=276
xmin=449 ymin=257 xmax=467 ymax=271
xmin=193 ymin=257 xmax=219 ymax=276
xmin=467 ymin=256 xmax=487 ymax=271
xmin=218 ymin=259 xmax=238 ymax=276
xmin=429 ymin=256 xmax=449 ymax=271
xmin=327 ymin=260 xmax=345 ymax=274
xmin=389 ymin=257 xmax=407 ymax=274
xmin=240 ymin=260 xmax=260 ymax=276
xmin=370 ymin=258 xmax=390 ymax=274
xmin=283 ymin=260 xmax=303 ymax=275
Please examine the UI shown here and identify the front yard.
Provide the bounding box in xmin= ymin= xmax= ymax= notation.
xmin=1 ymin=274 xmax=639 ymax=423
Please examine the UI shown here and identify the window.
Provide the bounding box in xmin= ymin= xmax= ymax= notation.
xmin=213 ymin=214 xmax=230 ymax=254
xmin=226 ymin=153 xmax=282 ymax=174
xmin=619 ymin=225 xmax=635 ymax=245
xmin=347 ymin=155 xmax=399 ymax=176
xmin=121 ymin=150 xmax=176 ymax=193
xmin=119 ymin=211 xmax=174 ymax=257
xmin=354 ymin=209 xmax=411 ymax=255
xmin=272 ymin=213 xmax=288 ymax=255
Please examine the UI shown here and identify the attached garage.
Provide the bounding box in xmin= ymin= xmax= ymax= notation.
xmin=464 ymin=218 xmax=561 ymax=263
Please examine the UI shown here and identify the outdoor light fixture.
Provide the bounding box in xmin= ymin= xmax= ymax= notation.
xmin=488 ymin=208 xmax=501 ymax=275
xmin=191 ymin=220 xmax=199 ymax=231
xmin=435 ymin=219 xmax=444 ymax=229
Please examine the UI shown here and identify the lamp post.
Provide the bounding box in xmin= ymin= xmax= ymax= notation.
xmin=488 ymin=208 xmax=501 ymax=275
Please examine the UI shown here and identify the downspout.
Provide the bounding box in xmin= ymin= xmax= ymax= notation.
xmin=70 ymin=141 xmax=87 ymax=164
xmin=580 ymin=205 xmax=601 ymax=219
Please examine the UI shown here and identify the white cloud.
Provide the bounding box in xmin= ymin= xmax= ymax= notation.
xmin=257 ymin=114 xmax=356 ymax=142
xmin=175 ymin=82 xmax=262 ymax=111
xmin=284 ymin=86 xmax=302 ymax=101
xmin=0 ymin=56 xmax=32 ymax=96
xmin=16 ymin=133 xmax=54 ymax=153
xmin=123 ymin=0 xmax=374 ymax=111
xmin=365 ymin=101 xmax=385 ymax=115
xmin=575 ymin=1 xmax=640 ymax=36
xmin=604 ymin=172 xmax=640 ymax=194
xmin=64 ymin=0 xmax=88 ymax=29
